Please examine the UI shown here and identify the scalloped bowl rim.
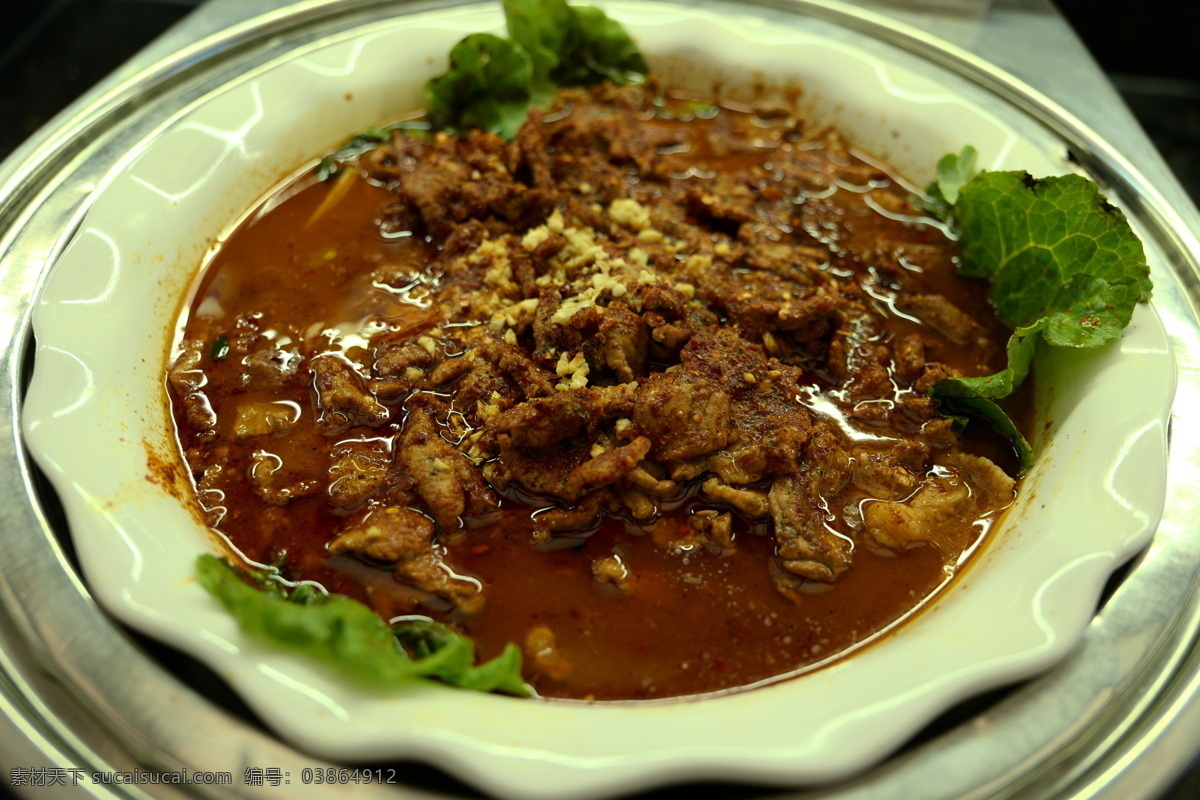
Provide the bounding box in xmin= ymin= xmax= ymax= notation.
xmin=20 ymin=3 xmax=1175 ymax=799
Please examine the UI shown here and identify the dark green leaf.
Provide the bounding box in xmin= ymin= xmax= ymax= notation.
xmin=455 ymin=643 xmax=528 ymax=694
xmin=933 ymin=320 xmax=1044 ymax=402
xmin=422 ymin=0 xmax=648 ymax=140
xmin=926 ymin=151 xmax=1151 ymax=473
xmin=425 ymin=33 xmax=536 ymax=139
xmin=504 ymin=0 xmax=574 ymax=101
xmin=930 ymin=320 xmax=1044 ymax=475
xmin=915 ymin=145 xmax=977 ymax=223
xmin=554 ymin=5 xmax=649 ymax=86
xmin=196 ymin=555 xmax=530 ymax=696
xmin=210 ymin=336 xmax=229 ymax=361
xmin=956 ymin=171 xmax=1151 ymax=343
xmin=394 ymin=620 xmax=528 ymax=694
xmin=931 ymin=392 xmax=1035 ymax=476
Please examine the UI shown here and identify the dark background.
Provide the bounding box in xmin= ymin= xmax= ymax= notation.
xmin=1 ymin=0 xmax=1197 ymax=202
xmin=0 ymin=0 xmax=1197 ymax=798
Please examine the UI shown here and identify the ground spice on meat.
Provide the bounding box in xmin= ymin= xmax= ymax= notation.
xmin=169 ymin=81 xmax=1020 ymax=700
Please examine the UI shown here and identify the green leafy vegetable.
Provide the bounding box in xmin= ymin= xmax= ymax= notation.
xmin=316 ymin=122 xmax=431 ymax=181
xmin=196 ymin=555 xmax=530 ymax=696
xmin=929 ymin=319 xmax=1045 ymax=475
xmin=426 ymin=33 xmax=538 ymax=139
xmin=552 ymin=5 xmax=650 ymax=86
xmin=313 ymin=0 xmax=647 ymax=175
xmin=425 ymin=0 xmax=648 ymax=138
xmin=925 ymin=147 xmax=1152 ymax=473
xmin=916 ymin=145 xmax=979 ymax=224
xmin=210 ymin=335 xmax=229 ymax=361
xmin=956 ymin=170 xmax=1152 ymax=344
xmin=503 ymin=0 xmax=574 ymax=105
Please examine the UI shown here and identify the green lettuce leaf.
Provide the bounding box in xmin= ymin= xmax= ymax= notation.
xmin=956 ymin=170 xmax=1152 ymax=346
xmin=935 ymin=319 xmax=1044 ymax=402
xmin=503 ymin=0 xmax=574 ymax=106
xmin=554 ymin=5 xmax=650 ymax=86
xmin=425 ymin=0 xmax=648 ymax=138
xmin=425 ymin=33 xmax=537 ymax=139
xmin=923 ymin=147 xmax=1152 ymax=474
xmin=504 ymin=0 xmax=648 ymax=88
xmin=917 ymin=144 xmax=979 ymax=223
xmin=931 ymin=392 xmax=1035 ymax=475
xmin=196 ymin=554 xmax=530 ymax=696
xmin=930 ymin=319 xmax=1045 ymax=475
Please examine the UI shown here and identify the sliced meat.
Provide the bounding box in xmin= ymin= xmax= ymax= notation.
xmin=634 ymin=372 xmax=731 ymax=461
xmin=423 ymin=355 xmax=474 ymax=388
xmin=892 ymin=334 xmax=926 ymax=383
xmin=327 ymin=506 xmax=434 ymax=562
xmin=768 ymin=474 xmax=852 ymax=584
xmin=230 ymin=401 xmax=298 ymax=439
xmin=241 ymin=347 xmax=302 ymax=388
xmin=616 ymin=486 xmax=656 ymax=520
xmin=895 ymin=294 xmax=979 ymax=345
xmin=777 ymin=292 xmax=844 ymax=340
xmin=597 ymin=305 xmax=648 ymax=382
xmin=373 ymin=336 xmax=438 ymax=381
xmin=398 ymin=407 xmax=498 ymax=530
xmin=490 ymin=394 xmax=588 ymax=450
xmin=566 ymin=436 xmax=651 ymax=500
xmin=451 ymin=357 xmax=510 ymax=410
xmin=525 ymin=625 xmax=572 ymax=680
xmin=863 ymin=453 xmax=1015 ymax=553
xmin=478 ymin=340 xmax=556 ymax=399
xmin=399 ymin=130 xmax=552 ymax=238
xmin=491 ymin=440 xmax=588 ymax=500
xmin=688 ymin=510 xmax=734 ymax=551
xmin=532 ymin=490 xmax=611 ymax=541
xmin=168 ymin=340 xmax=217 ymax=433
xmin=490 ymin=384 xmax=635 ymax=450
xmin=591 ymin=555 xmax=630 ymax=589
xmin=701 ymin=478 xmax=769 ymax=518
xmin=766 ymin=425 xmax=854 ymax=584
xmin=849 ymin=442 xmax=926 ymax=501
xmin=247 ymin=450 xmax=320 ymax=506
xmin=514 ymin=108 xmax=555 ymax=189
xmin=327 ymin=438 xmax=393 ymax=508
xmin=310 ymin=354 xmax=390 ymax=434
xmin=329 ymin=506 xmax=482 ymax=613
xmin=626 ymin=466 xmax=677 ymax=498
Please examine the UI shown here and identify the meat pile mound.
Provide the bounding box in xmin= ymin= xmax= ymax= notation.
xmin=171 ymin=82 xmax=1016 ymax=620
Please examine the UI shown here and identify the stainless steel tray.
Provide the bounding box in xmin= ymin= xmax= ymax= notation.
xmin=3 ymin=1 xmax=1199 ymax=798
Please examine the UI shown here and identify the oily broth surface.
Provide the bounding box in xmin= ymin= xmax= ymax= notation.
xmin=171 ymin=92 xmax=1015 ymax=701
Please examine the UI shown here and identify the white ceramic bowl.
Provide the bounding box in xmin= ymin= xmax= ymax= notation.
xmin=22 ymin=2 xmax=1175 ymax=798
